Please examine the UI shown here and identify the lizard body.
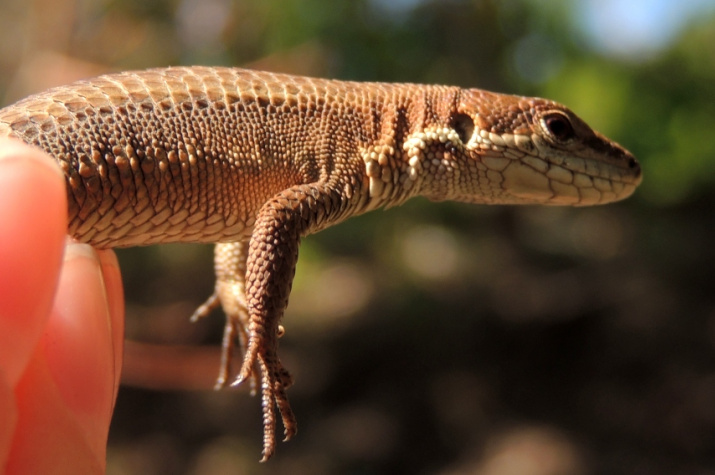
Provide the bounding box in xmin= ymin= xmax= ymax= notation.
xmin=0 ymin=66 xmax=641 ymax=460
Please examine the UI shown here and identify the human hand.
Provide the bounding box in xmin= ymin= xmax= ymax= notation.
xmin=0 ymin=139 xmax=124 ymax=474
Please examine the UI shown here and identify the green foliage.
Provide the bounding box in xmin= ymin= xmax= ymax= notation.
xmin=631 ymin=18 xmax=715 ymax=204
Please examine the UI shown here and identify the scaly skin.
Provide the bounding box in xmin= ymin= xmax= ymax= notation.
xmin=0 ymin=66 xmax=642 ymax=460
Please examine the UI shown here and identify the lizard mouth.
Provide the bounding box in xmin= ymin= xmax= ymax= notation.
xmin=466 ymin=129 xmax=642 ymax=206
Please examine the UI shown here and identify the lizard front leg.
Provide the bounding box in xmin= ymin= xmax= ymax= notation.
xmin=234 ymin=182 xmax=347 ymax=462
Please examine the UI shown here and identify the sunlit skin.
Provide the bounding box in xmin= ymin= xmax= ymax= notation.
xmin=0 ymin=139 xmax=124 ymax=474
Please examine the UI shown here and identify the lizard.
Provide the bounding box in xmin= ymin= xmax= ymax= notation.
xmin=0 ymin=66 xmax=642 ymax=461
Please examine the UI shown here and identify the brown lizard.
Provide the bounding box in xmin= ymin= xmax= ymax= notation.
xmin=0 ymin=66 xmax=642 ymax=461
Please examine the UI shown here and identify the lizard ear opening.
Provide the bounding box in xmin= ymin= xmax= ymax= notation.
xmin=452 ymin=113 xmax=475 ymax=145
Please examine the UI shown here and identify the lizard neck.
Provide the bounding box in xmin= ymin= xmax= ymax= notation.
xmin=356 ymin=85 xmax=462 ymax=212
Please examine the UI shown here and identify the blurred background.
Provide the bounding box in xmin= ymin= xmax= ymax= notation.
xmin=1 ymin=0 xmax=714 ymax=473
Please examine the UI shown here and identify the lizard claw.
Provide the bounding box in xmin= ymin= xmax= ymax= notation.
xmin=230 ymin=319 xmax=296 ymax=461
xmin=256 ymin=348 xmax=297 ymax=462
xmin=189 ymin=292 xmax=220 ymax=322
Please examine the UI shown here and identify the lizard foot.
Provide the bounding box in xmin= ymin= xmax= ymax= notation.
xmin=192 ymin=287 xmax=295 ymax=460
xmin=191 ymin=291 xmax=259 ymax=393
xmin=233 ymin=323 xmax=296 ymax=461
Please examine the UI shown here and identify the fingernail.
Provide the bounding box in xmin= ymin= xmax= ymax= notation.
xmin=64 ymin=239 xmax=101 ymax=264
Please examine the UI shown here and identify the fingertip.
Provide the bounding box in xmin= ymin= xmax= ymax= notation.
xmin=0 ymin=138 xmax=65 ymax=182
xmin=0 ymin=376 xmax=18 ymax=470
xmin=44 ymin=242 xmax=116 ymax=444
xmin=0 ymin=138 xmax=67 ymax=385
xmin=7 ymin=242 xmax=115 ymax=474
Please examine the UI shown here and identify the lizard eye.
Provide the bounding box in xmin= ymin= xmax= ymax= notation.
xmin=452 ymin=113 xmax=475 ymax=144
xmin=542 ymin=112 xmax=575 ymax=142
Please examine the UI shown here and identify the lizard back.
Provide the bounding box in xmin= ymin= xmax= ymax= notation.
xmin=0 ymin=67 xmax=456 ymax=248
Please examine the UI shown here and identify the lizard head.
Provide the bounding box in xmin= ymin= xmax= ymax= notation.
xmin=421 ymin=89 xmax=642 ymax=206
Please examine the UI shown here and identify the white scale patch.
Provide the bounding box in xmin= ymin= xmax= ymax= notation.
xmin=361 ymin=126 xmax=465 ymax=210
xmin=403 ymin=126 xmax=462 ymax=179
